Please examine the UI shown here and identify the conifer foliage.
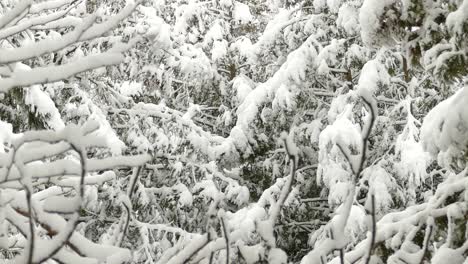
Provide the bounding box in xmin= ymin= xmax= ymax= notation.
xmin=0 ymin=0 xmax=466 ymax=263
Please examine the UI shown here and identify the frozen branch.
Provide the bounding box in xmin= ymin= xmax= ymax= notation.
xmin=363 ymin=194 xmax=376 ymax=264
xmin=220 ymin=216 xmax=230 ymax=264
xmin=269 ymin=132 xmax=299 ymax=227
xmin=0 ymin=0 xmax=32 ymax=29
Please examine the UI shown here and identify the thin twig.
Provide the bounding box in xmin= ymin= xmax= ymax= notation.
xmin=208 ymin=251 xmax=214 ymax=264
xmin=220 ymin=217 xmax=230 ymax=264
xmin=25 ymin=186 xmax=34 ymax=264
xmin=119 ymin=202 xmax=131 ymax=248
xmin=334 ymin=95 xmax=378 ymax=264
xmin=35 ymin=142 xmax=87 ymax=264
xmin=119 ymin=166 xmax=143 ymax=247
xmin=364 ymin=194 xmax=376 ymax=264
xmin=356 ymin=96 xmax=377 ymax=181
xmin=418 ymin=224 xmax=433 ymax=264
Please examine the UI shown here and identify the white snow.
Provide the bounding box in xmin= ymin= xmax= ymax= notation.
xmin=362 ymin=165 xmax=395 ymax=214
xmin=313 ymin=0 xmax=327 ymax=12
xmin=421 ymin=86 xmax=468 ymax=166
xmin=174 ymin=2 xmax=200 ymax=35
xmin=233 ymin=2 xmax=253 ymax=24
xmin=232 ymin=74 xmax=254 ymax=103
xmin=204 ymin=21 xmax=224 ymax=46
xmin=211 ymin=39 xmax=228 ymax=61
xmin=359 ymin=0 xmax=396 ymax=46
xmin=337 ymin=4 xmax=360 ymax=35
xmin=24 ymin=85 xmax=65 ymax=130
xmin=268 ymin=247 xmax=288 ymax=264
xmin=395 ymin=99 xmax=431 ymax=201
xmin=344 ymin=205 xmax=367 ymax=243
xmin=232 ymin=33 xmax=318 ymax=151
xmin=0 ymin=121 xmax=13 ymax=153
xmin=317 ymin=59 xmax=330 ymax=75
xmin=356 ymin=59 xmax=390 ymax=99
xmin=272 ymin=84 xmax=294 ymax=110
xmin=119 ymin=81 xmax=143 ymax=97
xmin=446 ymin=0 xmax=468 ymax=35
xmin=318 ymin=105 xmax=362 ymax=192
xmin=327 ymin=0 xmax=342 ymax=13
xmin=431 ymin=247 xmax=465 ymax=264
xmin=1 ymin=0 xmax=467 ymax=263
xmin=231 ymin=36 xmax=254 ymax=58
xmin=220 ymin=0 xmax=233 ymax=8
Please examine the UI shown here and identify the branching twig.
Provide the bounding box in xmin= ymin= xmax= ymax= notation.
xmin=35 ymin=142 xmax=87 ymax=264
xmin=5 ymin=131 xmax=88 ymax=264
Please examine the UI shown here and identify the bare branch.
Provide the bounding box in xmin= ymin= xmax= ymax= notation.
xmin=363 ymin=194 xmax=376 ymax=264
xmin=24 ymin=185 xmax=34 ymax=264
xmin=220 ymin=216 xmax=230 ymax=264
xmin=118 ymin=166 xmax=143 ymax=247
xmin=418 ymin=222 xmax=433 ymax=264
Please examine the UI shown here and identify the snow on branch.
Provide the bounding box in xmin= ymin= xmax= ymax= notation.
xmin=0 ymin=14 xmax=97 ymax=64
xmin=0 ymin=1 xmax=77 ymax=40
xmin=0 ymin=0 xmax=32 ymax=30
xmin=340 ymin=169 xmax=468 ymax=264
xmin=267 ymin=132 xmax=299 ymax=242
xmin=0 ymin=122 xmax=150 ymax=263
xmin=0 ymin=2 xmax=147 ymax=259
xmin=0 ymin=0 xmax=142 ymax=93
xmin=421 ymin=85 xmax=468 ymax=167
xmin=0 ymin=42 xmax=136 ymax=93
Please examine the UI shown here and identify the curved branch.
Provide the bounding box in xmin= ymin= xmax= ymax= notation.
xmin=118 ymin=201 xmax=132 ymax=248
xmin=269 ymin=134 xmax=299 ymax=226
xmin=418 ymin=222 xmax=433 ymax=264
xmin=355 ymin=96 xmax=377 ymax=180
